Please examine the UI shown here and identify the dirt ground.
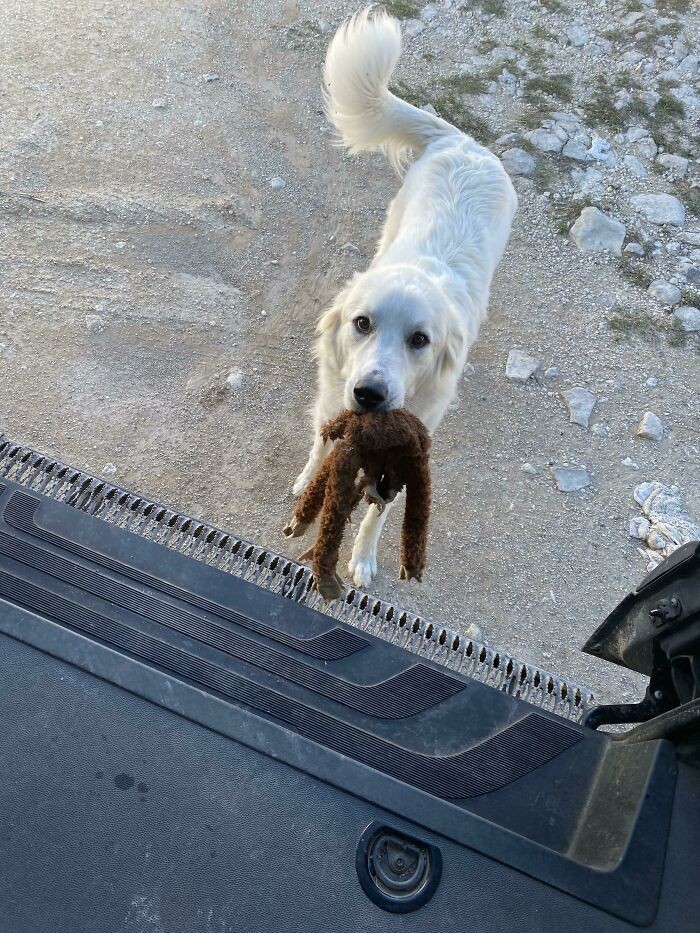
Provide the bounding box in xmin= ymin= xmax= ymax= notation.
xmin=2 ymin=0 xmax=699 ymax=704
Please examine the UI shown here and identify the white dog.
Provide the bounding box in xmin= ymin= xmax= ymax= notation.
xmin=293 ymin=6 xmax=517 ymax=589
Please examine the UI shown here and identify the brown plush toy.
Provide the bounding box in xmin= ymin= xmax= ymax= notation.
xmin=283 ymin=409 xmax=431 ymax=601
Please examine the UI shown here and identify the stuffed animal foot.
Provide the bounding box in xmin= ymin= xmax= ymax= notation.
xmin=399 ymin=565 xmax=423 ymax=583
xmin=283 ymin=516 xmax=309 ymax=538
xmin=312 ymin=572 xmax=345 ymax=603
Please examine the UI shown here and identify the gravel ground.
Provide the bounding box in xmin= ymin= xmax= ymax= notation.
xmin=1 ymin=0 xmax=698 ymax=704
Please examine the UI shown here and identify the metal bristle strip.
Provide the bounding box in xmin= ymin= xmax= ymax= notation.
xmin=0 ymin=436 xmax=595 ymax=721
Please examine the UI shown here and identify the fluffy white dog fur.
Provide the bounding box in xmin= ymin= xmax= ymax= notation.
xmin=293 ymin=6 xmax=517 ymax=589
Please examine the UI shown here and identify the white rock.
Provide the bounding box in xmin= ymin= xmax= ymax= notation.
xmin=495 ymin=132 xmax=522 ymax=147
xmin=647 ymin=279 xmax=682 ymax=306
xmin=501 ymin=148 xmax=535 ymax=177
xmin=85 ymin=314 xmax=105 ymax=333
xmin=521 ymin=462 xmax=538 ymax=475
xmin=591 ymin=423 xmax=609 ymax=438
xmin=656 ymin=153 xmax=688 ymax=179
xmin=587 ymin=137 xmax=617 ymax=167
xmin=506 ymin=349 xmax=539 ymax=381
xmin=152 ymin=98 xmax=167 ymax=109
xmin=624 ymin=242 xmax=645 ymax=256
xmin=632 ymin=481 xmax=700 ymax=567
xmin=596 ymin=292 xmax=617 ymax=310
xmin=226 ymin=369 xmax=245 ymax=391
xmin=672 ymin=306 xmax=700 ymax=332
xmin=570 ymin=207 xmax=626 ymax=255
xmin=621 ymin=10 xmax=645 ymax=26
xmin=646 ymin=377 xmax=659 ymax=387
xmin=269 ymin=176 xmax=286 ymax=190
xmin=404 ymin=18 xmax=425 ymax=36
xmin=637 ymin=411 xmax=664 ymax=441
xmin=630 ymin=516 xmax=650 ymax=539
xmin=552 ymin=467 xmax=591 ymax=492
xmin=647 ymin=531 xmax=667 ymax=550
xmin=561 ymin=387 xmax=597 ymax=429
xmin=562 ymin=139 xmax=589 ymax=161
xmin=203 ymin=72 xmax=220 ymax=82
xmin=527 ymin=128 xmax=564 ymax=153
xmin=623 ymin=154 xmax=647 ymax=178
xmin=544 ymin=366 xmax=560 ymax=378
xmin=629 ymin=137 xmax=658 ymax=160
xmin=566 ymin=24 xmax=589 ymax=46
xmin=102 ymin=463 xmax=117 ymax=476
xmin=631 ymin=194 xmax=685 ymax=227
xmin=421 ymin=3 xmax=438 ymax=19
xmin=679 ymin=54 xmax=699 ymax=74
xmin=638 ymin=89 xmax=660 ymax=111
xmin=622 ymin=457 xmax=640 ymax=470
xmin=626 ymin=127 xmax=649 ymax=142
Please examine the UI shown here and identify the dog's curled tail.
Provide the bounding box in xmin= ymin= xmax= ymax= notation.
xmin=323 ymin=6 xmax=460 ymax=173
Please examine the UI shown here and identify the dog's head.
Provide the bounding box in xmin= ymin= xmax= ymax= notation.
xmin=315 ymin=267 xmax=465 ymax=414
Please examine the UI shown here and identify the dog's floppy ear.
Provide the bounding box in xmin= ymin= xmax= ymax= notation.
xmin=439 ymin=320 xmax=465 ymax=379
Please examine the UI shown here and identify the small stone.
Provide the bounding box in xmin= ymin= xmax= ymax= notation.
xmin=622 ymin=457 xmax=640 ymax=470
xmin=591 ymin=424 xmax=609 ymax=438
xmin=552 ymin=467 xmax=591 ymax=492
xmin=630 ymin=194 xmax=685 ymax=227
xmin=85 ymin=314 xmax=105 ymax=333
xmin=561 ymin=387 xmax=597 ymax=429
xmin=630 ymin=516 xmax=650 ymax=539
xmin=566 ymin=23 xmax=589 ymax=46
xmin=102 ymin=463 xmax=117 ymax=476
xmin=646 ymin=377 xmax=659 ymax=387
xmin=226 ymin=369 xmax=244 ymax=391
xmin=624 ymin=242 xmax=645 ymax=256
xmin=404 ymin=18 xmax=425 ymax=36
xmin=269 ymin=176 xmax=286 ymax=190
xmin=656 ymin=153 xmax=689 ymax=179
xmin=420 ymin=104 xmax=438 ymax=116
xmin=495 ymin=132 xmax=522 ymax=148
xmin=505 ymin=349 xmax=539 ymax=381
xmin=203 ymin=72 xmax=220 ymax=82
xmin=595 ymin=292 xmax=617 ymax=310
xmin=623 ymin=154 xmax=647 ymax=178
xmin=679 ymin=54 xmax=699 ymax=75
xmin=647 ymin=279 xmax=682 ymax=306
xmin=420 ymin=4 xmax=438 ymax=20
xmin=340 ymin=242 xmax=361 ymax=253
xmin=647 ymin=531 xmax=667 ymax=551
xmin=621 ymin=10 xmax=645 ymax=26
xmin=521 ymin=462 xmax=538 ymax=475
xmin=672 ymin=306 xmax=700 ymax=332
xmin=570 ymin=207 xmax=626 ymax=255
xmin=544 ymin=366 xmax=560 ymax=378
xmin=526 ymin=128 xmax=564 ymax=153
xmin=501 ymin=148 xmax=535 ymax=177
xmin=152 ymin=98 xmax=167 ymax=109
xmin=637 ymin=411 xmax=664 ymax=441
xmin=629 ymin=137 xmax=658 ymax=160
xmin=626 ymin=127 xmax=649 ymax=142
xmin=587 ymin=137 xmax=617 ymax=167
xmin=562 ymin=139 xmax=589 ymax=161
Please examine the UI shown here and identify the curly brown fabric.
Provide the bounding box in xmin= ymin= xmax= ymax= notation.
xmin=284 ymin=409 xmax=431 ymax=600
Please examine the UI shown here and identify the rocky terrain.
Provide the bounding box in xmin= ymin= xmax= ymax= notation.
xmin=1 ymin=0 xmax=698 ymax=703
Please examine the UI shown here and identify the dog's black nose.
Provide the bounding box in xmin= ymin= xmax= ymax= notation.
xmin=354 ymin=381 xmax=388 ymax=411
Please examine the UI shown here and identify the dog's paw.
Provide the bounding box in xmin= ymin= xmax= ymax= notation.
xmin=348 ymin=551 xmax=377 ymax=590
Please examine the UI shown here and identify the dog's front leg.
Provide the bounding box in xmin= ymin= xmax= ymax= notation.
xmin=349 ymin=494 xmax=402 ymax=588
xmin=292 ymin=433 xmax=331 ymax=496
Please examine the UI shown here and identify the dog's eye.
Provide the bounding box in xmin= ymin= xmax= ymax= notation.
xmin=354 ymin=316 xmax=371 ymax=334
xmin=409 ymin=332 xmax=429 ymax=349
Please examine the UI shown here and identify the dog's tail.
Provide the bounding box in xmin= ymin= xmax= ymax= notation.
xmin=323 ymin=6 xmax=460 ymax=174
